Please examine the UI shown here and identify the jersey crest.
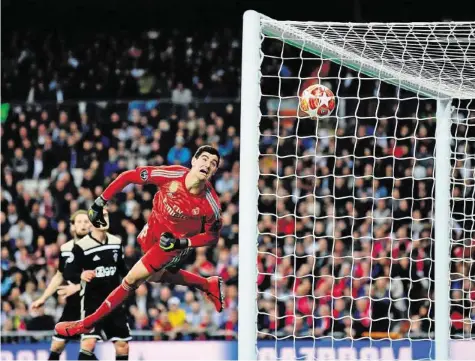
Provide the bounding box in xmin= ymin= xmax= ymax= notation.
xmin=140 ymin=169 xmax=149 ymax=181
xmin=148 ymin=171 xmax=222 ymax=239
xmin=169 ymin=181 xmax=179 ymax=194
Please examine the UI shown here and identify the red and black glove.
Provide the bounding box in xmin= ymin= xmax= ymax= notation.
xmin=159 ymin=232 xmax=188 ymax=252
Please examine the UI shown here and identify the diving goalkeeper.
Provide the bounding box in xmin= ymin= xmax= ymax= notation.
xmin=55 ymin=145 xmax=224 ymax=337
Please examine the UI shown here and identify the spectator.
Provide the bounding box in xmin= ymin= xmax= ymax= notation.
xmin=138 ymin=70 xmax=157 ymax=98
xmin=167 ymin=137 xmax=191 ymax=166
xmin=33 ymin=217 xmax=58 ymax=246
xmin=153 ymin=311 xmax=172 ymax=339
xmin=218 ymin=309 xmax=236 ymax=340
xmin=1 ymin=274 xmax=14 ymax=297
xmin=172 ymin=82 xmax=193 ymax=118
xmin=167 ymin=297 xmax=186 ymax=329
xmin=14 ymin=246 xmax=33 ymax=270
xmin=215 ymin=171 xmax=235 ymax=195
xmin=133 ymin=284 xmax=154 ymax=316
xmin=104 ymin=148 xmax=120 ymax=178
xmin=26 ymin=305 xmax=55 ymax=331
xmin=31 ymin=148 xmax=45 ymax=179
xmin=373 ymin=199 xmax=390 ymax=226
xmin=182 ymin=291 xmax=196 ymax=314
xmin=1 ymin=247 xmax=11 ymax=270
xmin=11 ymin=149 xmax=28 ymax=180
xmin=8 ymin=218 xmax=33 ymax=247
xmin=187 ymin=301 xmax=204 ymax=329
xmin=20 ymin=281 xmax=38 ymax=308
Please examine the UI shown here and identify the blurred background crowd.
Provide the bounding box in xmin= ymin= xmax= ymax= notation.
xmin=1 ymin=0 xmax=475 ymax=346
xmin=1 ymin=28 xmax=241 ymax=103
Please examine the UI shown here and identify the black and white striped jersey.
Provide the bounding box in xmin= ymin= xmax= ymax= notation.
xmin=64 ymin=232 xmax=128 ymax=312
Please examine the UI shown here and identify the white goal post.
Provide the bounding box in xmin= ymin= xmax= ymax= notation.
xmin=239 ymin=10 xmax=475 ymax=361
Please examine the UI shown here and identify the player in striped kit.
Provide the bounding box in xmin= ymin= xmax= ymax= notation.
xmin=30 ymin=210 xmax=94 ymax=360
xmin=55 ymin=145 xmax=224 ymax=337
xmin=64 ymin=208 xmax=130 ymax=360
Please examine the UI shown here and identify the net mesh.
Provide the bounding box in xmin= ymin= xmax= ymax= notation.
xmin=261 ymin=20 xmax=475 ymax=99
xmin=256 ymin=20 xmax=475 ymax=360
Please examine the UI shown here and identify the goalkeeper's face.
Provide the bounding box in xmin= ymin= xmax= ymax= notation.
xmin=73 ymin=213 xmax=91 ymax=238
xmin=191 ymin=152 xmax=219 ymax=181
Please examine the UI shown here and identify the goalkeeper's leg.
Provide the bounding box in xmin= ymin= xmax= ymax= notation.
xmin=144 ymin=241 xmax=224 ymax=312
xmin=150 ymin=269 xmax=224 ymax=312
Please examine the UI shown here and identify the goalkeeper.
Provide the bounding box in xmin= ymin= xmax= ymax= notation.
xmin=55 ymin=145 xmax=224 ymax=338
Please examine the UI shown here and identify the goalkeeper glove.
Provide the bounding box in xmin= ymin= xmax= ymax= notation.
xmin=88 ymin=196 xmax=108 ymax=228
xmin=160 ymin=232 xmax=188 ymax=252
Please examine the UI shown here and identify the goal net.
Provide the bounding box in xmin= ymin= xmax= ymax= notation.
xmin=239 ymin=13 xmax=475 ymax=361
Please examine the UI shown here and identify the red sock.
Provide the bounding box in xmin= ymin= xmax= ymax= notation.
xmin=83 ymin=280 xmax=135 ymax=328
xmin=161 ymin=270 xmax=208 ymax=291
xmin=177 ymin=270 xmax=209 ymax=291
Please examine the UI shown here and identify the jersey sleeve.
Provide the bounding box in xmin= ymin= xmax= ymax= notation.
xmin=188 ymin=214 xmax=222 ymax=248
xmin=102 ymin=165 xmax=187 ymax=200
xmin=140 ymin=165 xmax=187 ymax=186
xmin=58 ymin=250 xmax=73 ymax=274
xmin=63 ymin=245 xmax=84 ymax=284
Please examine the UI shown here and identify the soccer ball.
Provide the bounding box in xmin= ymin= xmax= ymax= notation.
xmin=299 ymin=84 xmax=336 ymax=118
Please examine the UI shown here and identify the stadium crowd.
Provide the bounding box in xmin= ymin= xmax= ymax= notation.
xmin=256 ymin=70 xmax=475 ymax=339
xmin=2 ymin=29 xmax=241 ymax=103
xmin=1 ymin=29 xmax=474 ymax=345
xmin=1 ymin=98 xmax=240 ymax=340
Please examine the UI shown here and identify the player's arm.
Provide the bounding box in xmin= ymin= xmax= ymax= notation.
xmin=89 ymin=165 xmax=185 ymax=227
xmin=56 ymin=245 xmax=85 ymax=299
xmin=188 ymin=215 xmax=222 ymax=247
xmin=31 ymin=244 xmax=76 ymax=309
xmin=30 ymin=271 xmax=64 ymax=310
xmin=160 ymin=215 xmax=222 ymax=251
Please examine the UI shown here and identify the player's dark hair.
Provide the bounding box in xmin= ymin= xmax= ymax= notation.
xmin=194 ymin=145 xmax=220 ymax=165
xmin=70 ymin=210 xmax=88 ymax=224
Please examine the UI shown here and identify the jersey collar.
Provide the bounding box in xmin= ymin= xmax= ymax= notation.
xmin=89 ymin=232 xmax=108 ymax=245
xmin=181 ymin=170 xmax=208 ymax=198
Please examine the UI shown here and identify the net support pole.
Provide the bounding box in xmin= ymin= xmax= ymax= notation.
xmin=238 ymin=9 xmax=260 ymax=361
xmin=434 ymin=98 xmax=452 ymax=361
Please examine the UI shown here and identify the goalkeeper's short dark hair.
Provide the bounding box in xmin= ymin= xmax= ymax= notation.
xmin=70 ymin=210 xmax=88 ymax=224
xmin=194 ymin=145 xmax=220 ymax=165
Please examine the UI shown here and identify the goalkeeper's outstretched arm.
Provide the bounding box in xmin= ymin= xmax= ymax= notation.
xmin=102 ymin=165 xmax=184 ymax=201
xmin=89 ymin=166 xmax=177 ymax=227
xmin=102 ymin=168 xmax=148 ymax=201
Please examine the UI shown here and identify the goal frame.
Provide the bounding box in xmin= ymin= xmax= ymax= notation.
xmin=238 ymin=10 xmax=453 ymax=361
